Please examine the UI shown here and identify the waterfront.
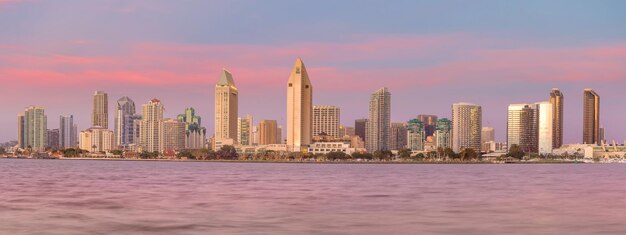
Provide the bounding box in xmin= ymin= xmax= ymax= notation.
xmin=1 ymin=159 xmax=626 ymax=234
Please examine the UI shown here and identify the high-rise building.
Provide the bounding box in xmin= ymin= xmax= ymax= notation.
xmin=215 ymin=69 xmax=239 ymax=144
xmin=417 ymin=115 xmax=438 ymax=137
xmin=59 ymin=115 xmax=77 ymax=148
xmin=481 ymin=127 xmax=495 ymax=144
xmin=237 ymin=114 xmax=253 ymax=146
xmin=258 ymin=120 xmax=278 ymax=145
xmin=178 ymin=108 xmax=206 ymax=149
xmin=277 ymin=126 xmax=283 ymax=144
xmin=390 ymin=122 xmax=407 ymax=150
xmin=92 ymin=91 xmax=108 ymax=129
xmin=47 ymin=129 xmax=59 ymax=149
xmin=163 ymin=119 xmax=186 ymax=152
xmin=354 ymin=119 xmax=367 ymax=141
xmin=366 ymin=87 xmax=391 ymax=152
xmin=536 ymin=101 xmax=553 ymax=155
xmin=434 ymin=118 xmax=452 ymax=150
xmin=599 ymin=127 xmax=605 ymax=144
xmin=550 ymin=88 xmax=564 ymax=148
xmin=507 ymin=104 xmax=538 ymax=153
xmin=481 ymin=127 xmax=495 ymax=152
xmin=79 ymin=127 xmax=114 ymax=152
xmin=287 ymin=58 xmax=313 ymax=152
xmin=452 ymin=103 xmax=481 ymax=153
xmin=407 ymin=119 xmax=425 ymax=151
xmin=313 ymin=105 xmax=340 ymax=138
xmin=338 ymin=126 xmax=355 ymax=138
xmin=18 ymin=106 xmax=47 ymax=151
xmin=583 ymin=89 xmax=600 ymax=145
xmin=139 ymin=99 xmax=164 ymax=153
xmin=114 ymin=97 xmax=137 ymax=148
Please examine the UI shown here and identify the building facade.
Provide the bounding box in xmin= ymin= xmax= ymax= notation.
xmin=452 ymin=103 xmax=482 ymax=153
xmin=237 ymin=114 xmax=253 ymax=146
xmin=550 ymin=88 xmax=564 ymax=148
xmin=18 ymin=106 xmax=47 ymax=151
xmin=59 ymin=114 xmax=77 ymax=148
xmin=139 ymin=99 xmax=164 ymax=153
xmin=92 ymin=91 xmax=108 ymax=129
xmin=407 ymin=119 xmax=425 ymax=151
xmin=312 ymin=105 xmax=340 ymax=138
xmin=286 ymin=58 xmax=313 ymax=152
xmin=417 ymin=115 xmax=438 ymax=137
xmin=215 ymin=69 xmax=239 ymax=144
xmin=259 ymin=120 xmax=279 ymax=145
xmin=435 ymin=118 xmax=452 ymax=150
xmin=389 ymin=122 xmax=407 ymax=150
xmin=47 ymin=129 xmax=59 ymax=149
xmin=507 ymin=104 xmax=538 ymax=153
xmin=366 ymin=87 xmax=391 ymax=152
xmin=536 ymin=101 xmax=554 ymax=155
xmin=163 ymin=119 xmax=186 ymax=152
xmin=583 ymin=89 xmax=600 ymax=145
xmin=114 ymin=96 xmax=137 ymax=148
xmin=79 ymin=127 xmax=114 ymax=152
xmin=178 ymin=108 xmax=206 ymax=149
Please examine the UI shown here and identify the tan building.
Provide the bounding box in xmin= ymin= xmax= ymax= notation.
xmin=550 ymin=88 xmax=564 ymax=148
xmin=286 ymin=58 xmax=313 ymax=152
xmin=366 ymin=87 xmax=391 ymax=152
xmin=583 ymin=89 xmax=600 ymax=145
xmin=313 ymin=105 xmax=340 ymax=138
xmin=259 ymin=120 xmax=279 ymax=145
xmin=338 ymin=126 xmax=355 ymax=138
xmin=390 ymin=122 xmax=407 ymax=150
xmin=215 ymin=69 xmax=239 ymax=144
xmin=80 ymin=127 xmax=114 ymax=152
xmin=163 ymin=119 xmax=186 ymax=152
xmin=452 ymin=102 xmax=482 ymax=153
xmin=139 ymin=99 xmax=164 ymax=153
xmin=507 ymin=104 xmax=538 ymax=153
xmin=92 ymin=91 xmax=109 ymax=129
xmin=237 ymin=114 xmax=253 ymax=146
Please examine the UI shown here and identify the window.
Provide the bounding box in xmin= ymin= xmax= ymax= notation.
xmin=289 ymin=83 xmax=292 ymax=87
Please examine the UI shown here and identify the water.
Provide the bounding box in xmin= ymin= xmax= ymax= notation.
xmin=1 ymin=159 xmax=626 ymax=234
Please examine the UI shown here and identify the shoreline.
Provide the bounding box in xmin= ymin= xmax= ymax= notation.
xmin=1 ymin=157 xmax=587 ymax=164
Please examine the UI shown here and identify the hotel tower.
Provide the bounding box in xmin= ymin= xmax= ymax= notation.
xmin=286 ymin=58 xmax=313 ymax=152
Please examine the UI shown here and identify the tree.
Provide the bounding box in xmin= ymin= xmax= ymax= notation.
xmin=398 ymin=149 xmax=411 ymax=160
xmin=507 ymin=144 xmax=525 ymax=160
xmin=459 ymin=148 xmax=478 ymax=161
xmin=414 ymin=153 xmax=425 ymax=161
xmin=326 ymin=151 xmax=348 ymax=161
xmin=351 ymin=152 xmax=373 ymax=160
xmin=444 ymin=147 xmax=457 ymax=159
xmin=110 ymin=150 xmax=123 ymax=156
xmin=0 ymin=147 xmax=6 ymax=155
xmin=373 ymin=150 xmax=392 ymax=161
xmin=177 ymin=150 xmax=193 ymax=159
xmin=216 ymin=145 xmax=238 ymax=160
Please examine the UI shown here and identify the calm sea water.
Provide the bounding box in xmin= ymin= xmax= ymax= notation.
xmin=1 ymin=159 xmax=626 ymax=235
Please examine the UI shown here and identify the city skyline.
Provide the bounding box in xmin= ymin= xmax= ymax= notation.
xmin=1 ymin=1 xmax=626 ymax=144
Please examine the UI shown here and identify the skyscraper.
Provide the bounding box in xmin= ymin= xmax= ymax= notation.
xmin=435 ymin=118 xmax=452 ymax=150
xmin=366 ymin=87 xmax=391 ymax=152
xmin=599 ymin=127 xmax=605 ymax=144
xmin=550 ymin=88 xmax=564 ymax=148
xmin=59 ymin=115 xmax=77 ymax=148
xmin=92 ymin=91 xmax=108 ymax=128
xmin=354 ymin=119 xmax=367 ymax=141
xmin=215 ymin=69 xmax=239 ymax=144
xmin=258 ymin=120 xmax=279 ymax=145
xmin=178 ymin=107 xmax=206 ymax=149
xmin=139 ymin=99 xmax=164 ymax=153
xmin=338 ymin=126 xmax=355 ymax=138
xmin=507 ymin=104 xmax=538 ymax=153
xmin=286 ymin=58 xmax=313 ymax=152
xmin=237 ymin=114 xmax=253 ymax=146
xmin=312 ymin=105 xmax=340 ymax=138
xmin=163 ymin=119 xmax=186 ymax=152
xmin=481 ymin=127 xmax=495 ymax=144
xmin=115 ymin=96 xmax=137 ymax=148
xmin=536 ymin=101 xmax=553 ymax=155
xmin=47 ymin=129 xmax=59 ymax=149
xmin=389 ymin=122 xmax=407 ymax=150
xmin=18 ymin=106 xmax=47 ymax=151
xmin=407 ymin=119 xmax=424 ymax=151
xmin=583 ymin=89 xmax=600 ymax=145
xmin=417 ymin=115 xmax=438 ymax=137
xmin=452 ymin=103 xmax=481 ymax=153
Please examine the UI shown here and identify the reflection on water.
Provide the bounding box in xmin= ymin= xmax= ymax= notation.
xmin=1 ymin=159 xmax=626 ymax=234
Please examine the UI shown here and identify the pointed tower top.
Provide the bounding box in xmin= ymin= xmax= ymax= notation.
xmin=217 ymin=68 xmax=236 ymax=86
